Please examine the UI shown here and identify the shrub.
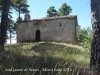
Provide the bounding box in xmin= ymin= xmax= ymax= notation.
xmin=77 ymin=25 xmax=93 ymax=50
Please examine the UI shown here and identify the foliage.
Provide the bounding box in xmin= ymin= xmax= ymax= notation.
xmin=11 ymin=0 xmax=29 ymax=13
xmin=0 ymin=0 xmax=29 ymax=43
xmin=16 ymin=17 xmax=23 ymax=22
xmin=6 ymin=17 xmax=23 ymax=43
xmin=7 ymin=18 xmax=15 ymax=32
xmin=47 ymin=6 xmax=58 ymax=17
xmin=0 ymin=0 xmax=29 ymax=19
xmin=46 ymin=3 xmax=72 ymax=17
xmin=6 ymin=18 xmax=16 ymax=43
xmin=77 ymin=25 xmax=93 ymax=50
xmin=58 ymin=3 xmax=72 ymax=16
xmin=10 ymin=0 xmax=29 ymax=21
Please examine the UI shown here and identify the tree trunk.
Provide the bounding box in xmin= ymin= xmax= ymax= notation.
xmin=90 ymin=0 xmax=100 ymax=73
xmin=0 ymin=0 xmax=10 ymax=51
xmin=10 ymin=28 xmax=11 ymax=44
xmin=19 ymin=6 xmax=21 ymax=21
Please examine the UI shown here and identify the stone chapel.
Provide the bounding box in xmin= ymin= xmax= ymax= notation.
xmin=17 ymin=13 xmax=78 ymax=43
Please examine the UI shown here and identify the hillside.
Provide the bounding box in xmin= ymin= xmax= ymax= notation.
xmin=0 ymin=41 xmax=90 ymax=75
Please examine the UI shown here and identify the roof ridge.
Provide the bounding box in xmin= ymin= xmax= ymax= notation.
xmin=32 ymin=15 xmax=77 ymax=21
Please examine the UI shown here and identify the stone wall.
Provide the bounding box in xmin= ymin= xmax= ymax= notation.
xmin=17 ymin=15 xmax=78 ymax=43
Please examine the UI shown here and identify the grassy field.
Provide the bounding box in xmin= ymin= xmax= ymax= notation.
xmin=0 ymin=41 xmax=90 ymax=75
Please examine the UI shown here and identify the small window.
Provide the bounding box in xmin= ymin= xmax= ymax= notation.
xmin=59 ymin=22 xmax=61 ymax=27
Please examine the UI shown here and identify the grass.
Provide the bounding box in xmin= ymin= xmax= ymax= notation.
xmin=0 ymin=41 xmax=90 ymax=75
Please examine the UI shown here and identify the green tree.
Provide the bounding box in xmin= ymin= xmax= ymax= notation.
xmin=58 ymin=3 xmax=72 ymax=16
xmin=10 ymin=0 xmax=29 ymax=21
xmin=47 ymin=6 xmax=58 ymax=17
xmin=77 ymin=25 xmax=93 ymax=50
xmin=0 ymin=0 xmax=29 ymax=20
xmin=7 ymin=18 xmax=16 ymax=44
xmin=6 ymin=17 xmax=23 ymax=44
xmin=0 ymin=0 xmax=29 ymax=48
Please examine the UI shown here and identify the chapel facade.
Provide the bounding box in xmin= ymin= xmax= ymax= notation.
xmin=17 ymin=13 xmax=78 ymax=43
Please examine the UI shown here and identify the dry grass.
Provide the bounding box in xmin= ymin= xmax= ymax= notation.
xmin=0 ymin=41 xmax=91 ymax=75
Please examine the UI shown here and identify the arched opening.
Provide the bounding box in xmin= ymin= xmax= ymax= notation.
xmin=35 ymin=30 xmax=40 ymax=41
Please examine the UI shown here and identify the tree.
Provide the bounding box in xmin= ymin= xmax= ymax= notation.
xmin=58 ymin=3 xmax=72 ymax=16
xmin=90 ymin=0 xmax=100 ymax=73
xmin=13 ymin=0 xmax=29 ymax=21
xmin=11 ymin=0 xmax=29 ymax=12
xmin=0 ymin=0 xmax=29 ymax=45
xmin=7 ymin=18 xmax=16 ymax=44
xmin=47 ymin=6 xmax=58 ymax=17
xmin=0 ymin=0 xmax=29 ymax=20
xmin=77 ymin=25 xmax=92 ymax=50
xmin=0 ymin=0 xmax=11 ymax=50
xmin=6 ymin=16 xmax=23 ymax=44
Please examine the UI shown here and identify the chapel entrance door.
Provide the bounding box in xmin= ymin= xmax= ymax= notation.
xmin=35 ymin=30 xmax=40 ymax=41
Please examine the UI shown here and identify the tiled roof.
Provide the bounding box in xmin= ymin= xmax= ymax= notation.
xmin=32 ymin=15 xmax=77 ymax=21
xmin=17 ymin=15 xmax=77 ymax=22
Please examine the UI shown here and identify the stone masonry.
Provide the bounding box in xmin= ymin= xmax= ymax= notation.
xmin=17 ymin=14 xmax=78 ymax=44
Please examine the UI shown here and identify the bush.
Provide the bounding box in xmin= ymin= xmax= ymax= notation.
xmin=77 ymin=25 xmax=93 ymax=50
